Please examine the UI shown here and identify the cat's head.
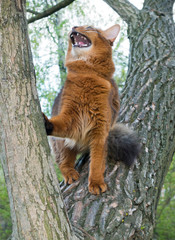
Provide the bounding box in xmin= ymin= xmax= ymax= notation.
xmin=65 ymin=24 xmax=120 ymax=65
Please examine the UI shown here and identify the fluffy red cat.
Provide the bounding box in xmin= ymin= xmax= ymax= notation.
xmin=43 ymin=25 xmax=140 ymax=195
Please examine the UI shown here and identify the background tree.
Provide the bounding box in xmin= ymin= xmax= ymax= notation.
xmin=0 ymin=168 xmax=12 ymax=239
xmin=154 ymin=157 xmax=175 ymax=239
xmin=0 ymin=0 xmax=175 ymax=239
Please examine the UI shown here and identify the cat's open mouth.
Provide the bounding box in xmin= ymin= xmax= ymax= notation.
xmin=70 ymin=32 xmax=91 ymax=48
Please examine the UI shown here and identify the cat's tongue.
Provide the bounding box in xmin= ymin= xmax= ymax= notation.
xmin=79 ymin=41 xmax=85 ymax=46
xmin=70 ymin=32 xmax=91 ymax=48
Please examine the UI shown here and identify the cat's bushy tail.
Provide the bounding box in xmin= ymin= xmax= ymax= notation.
xmin=108 ymin=124 xmax=141 ymax=167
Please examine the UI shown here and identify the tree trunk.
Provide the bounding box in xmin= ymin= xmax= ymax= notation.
xmin=0 ymin=1 xmax=76 ymax=239
xmin=61 ymin=0 xmax=175 ymax=239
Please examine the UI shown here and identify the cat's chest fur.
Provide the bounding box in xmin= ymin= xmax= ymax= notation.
xmin=61 ymin=72 xmax=112 ymax=150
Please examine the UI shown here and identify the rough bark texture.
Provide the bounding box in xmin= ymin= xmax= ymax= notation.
xmin=0 ymin=1 xmax=77 ymax=239
xmin=61 ymin=0 xmax=175 ymax=239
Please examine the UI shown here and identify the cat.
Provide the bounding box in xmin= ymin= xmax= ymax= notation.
xmin=43 ymin=24 xmax=140 ymax=195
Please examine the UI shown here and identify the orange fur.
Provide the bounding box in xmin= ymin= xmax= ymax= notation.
xmin=44 ymin=25 xmax=120 ymax=194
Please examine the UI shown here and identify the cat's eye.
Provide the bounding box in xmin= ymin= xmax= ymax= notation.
xmin=86 ymin=26 xmax=94 ymax=30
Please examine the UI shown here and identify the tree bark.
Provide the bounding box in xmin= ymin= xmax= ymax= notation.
xmin=0 ymin=1 xmax=76 ymax=239
xmin=61 ymin=0 xmax=175 ymax=239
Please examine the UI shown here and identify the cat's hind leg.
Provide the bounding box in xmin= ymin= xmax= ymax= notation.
xmin=51 ymin=138 xmax=79 ymax=184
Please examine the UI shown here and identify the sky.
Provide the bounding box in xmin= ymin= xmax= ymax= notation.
xmin=126 ymin=0 xmax=144 ymax=9
xmin=94 ymin=0 xmax=144 ymax=19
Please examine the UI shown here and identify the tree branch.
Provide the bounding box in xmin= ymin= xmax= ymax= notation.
xmin=27 ymin=0 xmax=75 ymax=24
xmin=103 ymin=0 xmax=139 ymax=24
xmin=143 ymin=0 xmax=174 ymax=16
xmin=27 ymin=9 xmax=40 ymax=15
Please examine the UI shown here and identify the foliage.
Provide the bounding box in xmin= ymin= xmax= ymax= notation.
xmin=154 ymin=157 xmax=175 ymax=240
xmin=54 ymin=162 xmax=63 ymax=182
xmin=0 ymin=165 xmax=12 ymax=240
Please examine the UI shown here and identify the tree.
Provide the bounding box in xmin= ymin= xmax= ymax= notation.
xmin=0 ymin=0 xmax=76 ymax=239
xmin=0 ymin=1 xmax=175 ymax=240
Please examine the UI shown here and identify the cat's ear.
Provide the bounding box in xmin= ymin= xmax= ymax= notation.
xmin=103 ymin=24 xmax=120 ymax=44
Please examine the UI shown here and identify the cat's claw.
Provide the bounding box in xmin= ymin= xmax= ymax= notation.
xmin=42 ymin=113 xmax=53 ymax=135
xmin=88 ymin=180 xmax=107 ymax=195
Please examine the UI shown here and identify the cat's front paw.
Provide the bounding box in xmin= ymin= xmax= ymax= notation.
xmin=42 ymin=113 xmax=53 ymax=135
xmin=88 ymin=177 xmax=107 ymax=195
